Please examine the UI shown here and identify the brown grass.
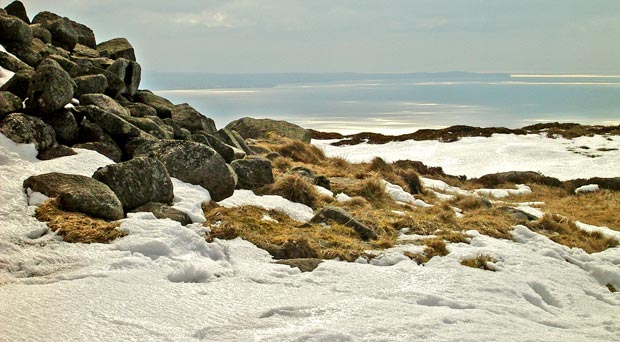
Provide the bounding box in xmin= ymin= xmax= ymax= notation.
xmin=520 ymin=185 xmax=620 ymax=230
xmin=398 ymin=169 xmax=424 ymax=194
xmin=267 ymin=174 xmax=320 ymax=208
xmin=526 ymin=214 xmax=618 ymax=253
xmin=276 ymin=140 xmax=326 ymax=164
xmin=461 ymin=254 xmax=497 ymax=271
xmin=34 ymin=199 xmax=124 ymax=243
xmin=204 ymin=205 xmax=398 ymax=261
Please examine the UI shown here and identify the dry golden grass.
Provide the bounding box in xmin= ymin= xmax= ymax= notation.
xmin=405 ymin=237 xmax=450 ymax=264
xmin=520 ymin=185 xmax=620 ymax=230
xmin=205 ymin=205 xmax=398 ymax=261
xmin=526 ymin=214 xmax=618 ymax=253
xmin=461 ymin=254 xmax=497 ymax=271
xmin=266 ymin=174 xmax=320 ymax=208
xmin=34 ymin=199 xmax=124 ymax=243
xmin=275 ymin=140 xmax=326 ymax=164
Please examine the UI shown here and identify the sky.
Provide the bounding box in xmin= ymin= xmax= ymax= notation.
xmin=16 ymin=0 xmax=620 ymax=74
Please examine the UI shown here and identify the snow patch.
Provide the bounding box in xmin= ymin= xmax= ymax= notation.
xmin=218 ymin=189 xmax=314 ymax=222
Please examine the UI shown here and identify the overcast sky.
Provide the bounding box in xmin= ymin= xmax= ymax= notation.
xmin=18 ymin=0 xmax=620 ymax=74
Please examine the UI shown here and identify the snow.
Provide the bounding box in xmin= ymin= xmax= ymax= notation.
xmin=313 ymin=185 xmax=334 ymax=198
xmin=382 ymin=180 xmax=432 ymax=207
xmin=1 ymin=133 xmax=620 ymax=341
xmin=218 ymin=189 xmax=314 ymax=222
xmin=314 ymin=133 xmax=620 ymax=181
xmin=170 ymin=178 xmax=211 ymax=223
xmin=575 ymin=184 xmax=600 ymax=194
xmin=335 ymin=192 xmax=353 ymax=202
xmin=473 ymin=184 xmax=532 ymax=199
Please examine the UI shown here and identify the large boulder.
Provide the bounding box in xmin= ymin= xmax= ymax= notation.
xmin=0 ymin=113 xmax=55 ymax=150
xmin=0 ymin=12 xmax=32 ymax=47
xmin=96 ymin=38 xmax=135 ymax=61
xmin=43 ymin=109 xmax=78 ymax=144
xmin=75 ymin=64 xmax=124 ymax=98
xmin=311 ymin=206 xmax=377 ymax=240
xmin=30 ymin=24 xmax=51 ymax=44
xmin=0 ymin=50 xmax=33 ymax=72
xmin=32 ymin=11 xmax=95 ymax=48
xmin=73 ymin=141 xmax=121 ymax=162
xmin=226 ymin=117 xmax=312 ymax=143
xmin=0 ymin=91 xmax=23 ymax=119
xmin=134 ymin=90 xmax=174 ymax=118
xmin=476 ymin=171 xmax=562 ymax=188
xmin=130 ymin=202 xmax=192 ymax=226
xmin=135 ymin=140 xmax=236 ymax=201
xmin=72 ymin=43 xmax=99 ymax=58
xmin=5 ymin=1 xmax=30 ymax=24
xmin=79 ymin=93 xmax=129 ymax=116
xmin=92 ymin=157 xmax=174 ymax=212
xmin=106 ymin=58 xmax=141 ymax=96
xmin=199 ymin=132 xmax=240 ymax=163
xmin=47 ymin=17 xmax=77 ymax=51
xmin=231 ymin=157 xmax=274 ymax=190
xmin=27 ymin=58 xmax=74 ymax=115
xmin=49 ymin=55 xmax=79 ymax=77
xmin=37 ymin=145 xmax=76 ymax=160
xmin=77 ymin=118 xmax=116 ymax=145
xmin=23 ymin=172 xmax=123 ymax=221
xmin=73 ymin=74 xmax=107 ymax=97
xmin=76 ymin=105 xmax=142 ymax=140
xmin=124 ymin=103 xmax=157 ymax=118
xmin=124 ymin=116 xmax=171 ymax=139
xmin=171 ymin=103 xmax=216 ymax=134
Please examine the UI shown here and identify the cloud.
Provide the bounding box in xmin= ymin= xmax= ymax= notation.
xmin=171 ymin=11 xmax=237 ymax=28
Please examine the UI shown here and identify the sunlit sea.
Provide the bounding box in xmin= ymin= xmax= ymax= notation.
xmin=155 ymin=75 xmax=620 ymax=135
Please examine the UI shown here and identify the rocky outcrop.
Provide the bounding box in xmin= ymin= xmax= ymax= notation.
xmin=134 ymin=90 xmax=175 ymax=118
xmin=23 ymin=172 xmax=123 ymax=221
xmin=43 ymin=109 xmax=79 ymax=144
xmin=0 ymin=113 xmax=55 ymax=150
xmin=0 ymin=69 xmax=32 ymax=99
xmin=311 ymin=206 xmax=377 ymax=240
xmin=231 ymin=157 xmax=274 ymax=190
xmin=5 ymin=1 xmax=30 ymax=24
xmin=0 ymin=11 xmax=32 ymax=48
xmin=226 ymin=117 xmax=312 ymax=143
xmin=106 ymin=58 xmax=141 ymax=96
xmin=79 ymin=93 xmax=129 ymax=116
xmin=73 ymin=142 xmax=122 ymax=162
xmin=77 ymin=105 xmax=142 ymax=140
xmin=92 ymin=157 xmax=173 ymax=212
xmin=216 ymin=128 xmax=252 ymax=155
xmin=27 ymin=58 xmax=74 ymax=115
xmin=171 ymin=103 xmax=216 ymax=134
xmin=135 ymin=140 xmax=236 ymax=201
xmin=37 ymin=145 xmax=76 ymax=160
xmin=73 ymin=74 xmax=107 ymax=97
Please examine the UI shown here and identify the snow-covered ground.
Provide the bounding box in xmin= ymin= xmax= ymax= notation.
xmin=1 ymin=134 xmax=620 ymax=341
xmin=314 ymin=134 xmax=620 ymax=181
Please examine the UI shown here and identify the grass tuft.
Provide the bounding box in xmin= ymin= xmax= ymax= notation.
xmin=461 ymin=254 xmax=497 ymax=271
xmin=34 ymin=199 xmax=124 ymax=243
xmin=276 ymin=140 xmax=326 ymax=164
xmin=268 ymin=174 xmax=320 ymax=208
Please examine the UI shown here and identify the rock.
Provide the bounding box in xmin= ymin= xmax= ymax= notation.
xmin=92 ymin=157 xmax=173 ymax=212
xmin=48 ymin=55 xmax=79 ymax=76
xmin=311 ymin=206 xmax=377 ymax=240
xmin=0 ymin=12 xmax=33 ymax=47
xmin=76 ymin=105 xmax=142 ymax=140
xmin=231 ymin=157 xmax=274 ymax=190
xmin=43 ymin=109 xmax=79 ymax=144
xmin=32 ymin=11 xmax=95 ymax=48
xmin=23 ymin=172 xmax=123 ymax=221
xmin=96 ymin=38 xmax=135 ymax=61
xmin=162 ymin=118 xmax=192 ymax=139
xmin=4 ymin=43 xmax=40 ymax=67
xmin=79 ymin=93 xmax=129 ymax=116
xmin=315 ymin=175 xmax=331 ymax=190
xmin=75 ymin=64 xmax=124 ymax=98
xmin=171 ymin=103 xmax=216 ymax=134
xmin=77 ymin=118 xmax=116 ymax=145
xmin=73 ymin=74 xmax=107 ymax=97
xmin=130 ymin=202 xmax=192 ymax=226
xmin=37 ymin=145 xmax=76 ymax=160
xmin=263 ymin=239 xmax=319 ymax=260
xmin=124 ymin=103 xmax=157 ymax=117
xmin=0 ymin=113 xmax=55 ymax=150
xmin=0 ymin=69 xmax=32 ymax=99
xmin=0 ymin=91 xmax=23 ymax=119
xmin=124 ymin=116 xmax=170 ymax=139
xmin=135 ymin=140 xmax=236 ymax=201
xmin=106 ymin=58 xmax=141 ymax=96
xmin=500 ymin=207 xmax=538 ymax=221
xmin=216 ymin=128 xmax=252 ymax=155
xmin=202 ymin=133 xmax=240 ymax=163
xmin=134 ymin=90 xmax=174 ymax=118
xmin=73 ymin=141 xmax=121 ymax=162
xmin=48 ymin=17 xmax=77 ymax=51
xmin=226 ymin=117 xmax=312 ymax=143
xmin=0 ymin=50 xmax=33 ymax=72
xmin=122 ymin=134 xmax=158 ymax=159
xmin=30 ymin=24 xmax=51 ymax=43
xmin=276 ymin=258 xmax=323 ymax=272
xmin=27 ymin=58 xmax=74 ymax=115
xmin=5 ymin=1 xmax=30 ymax=24
xmin=248 ymin=144 xmax=272 ymax=155
xmin=72 ymin=43 xmax=99 ymax=58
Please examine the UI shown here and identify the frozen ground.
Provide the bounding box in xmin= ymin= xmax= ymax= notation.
xmin=314 ymin=134 xmax=620 ymax=181
xmin=1 ymin=134 xmax=620 ymax=341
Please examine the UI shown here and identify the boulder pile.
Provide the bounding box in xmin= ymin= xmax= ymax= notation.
xmin=0 ymin=1 xmax=313 ymax=223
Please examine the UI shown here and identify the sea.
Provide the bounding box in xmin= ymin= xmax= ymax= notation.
xmin=146 ymin=72 xmax=620 ymax=135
